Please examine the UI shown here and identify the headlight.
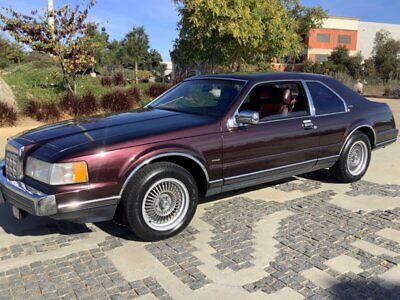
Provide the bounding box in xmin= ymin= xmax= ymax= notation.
xmin=25 ymin=157 xmax=89 ymax=185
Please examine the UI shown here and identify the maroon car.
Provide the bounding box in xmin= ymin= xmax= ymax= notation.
xmin=0 ymin=73 xmax=397 ymax=241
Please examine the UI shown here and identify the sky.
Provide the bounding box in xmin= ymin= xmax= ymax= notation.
xmin=0 ymin=0 xmax=399 ymax=61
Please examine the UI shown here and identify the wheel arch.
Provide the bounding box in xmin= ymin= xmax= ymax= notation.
xmin=340 ymin=124 xmax=376 ymax=155
xmin=119 ymin=152 xmax=209 ymax=197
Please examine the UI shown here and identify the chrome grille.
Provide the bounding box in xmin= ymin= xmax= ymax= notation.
xmin=5 ymin=141 xmax=24 ymax=181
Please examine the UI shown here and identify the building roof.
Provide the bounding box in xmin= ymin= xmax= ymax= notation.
xmin=328 ymin=16 xmax=360 ymax=21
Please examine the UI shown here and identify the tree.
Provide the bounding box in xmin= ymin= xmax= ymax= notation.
xmin=6 ymin=42 xmax=25 ymax=64
xmin=362 ymin=58 xmax=376 ymax=79
xmin=0 ymin=35 xmax=9 ymax=68
xmin=171 ymin=0 xmax=327 ymax=74
xmin=278 ymin=0 xmax=327 ymax=68
xmin=372 ymin=30 xmax=400 ymax=82
xmin=172 ymin=0 xmax=302 ymax=74
xmin=145 ymin=49 xmax=165 ymax=77
xmin=0 ymin=0 xmax=97 ymax=94
xmin=302 ymin=46 xmax=363 ymax=80
xmin=104 ymin=39 xmax=121 ymax=69
xmin=0 ymin=35 xmax=25 ymax=66
xmin=280 ymin=0 xmax=327 ymax=38
xmin=330 ymin=46 xmax=349 ymax=61
xmin=119 ymin=26 xmax=150 ymax=83
xmin=85 ymin=25 xmax=109 ymax=70
xmin=373 ymin=30 xmax=392 ymax=53
xmin=328 ymin=46 xmax=362 ymax=79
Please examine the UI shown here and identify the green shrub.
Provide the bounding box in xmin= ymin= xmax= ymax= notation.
xmin=0 ymin=57 xmax=9 ymax=69
xmin=332 ymin=72 xmax=357 ymax=91
xmin=255 ymin=62 xmax=274 ymax=72
xmin=0 ymin=102 xmax=17 ymax=126
xmin=25 ymin=52 xmax=58 ymax=68
xmin=384 ymin=80 xmax=400 ymax=97
xmin=24 ymin=99 xmax=61 ymax=122
xmin=59 ymin=92 xmax=79 ymax=112
xmin=101 ymin=76 xmax=113 ymax=87
xmin=136 ymin=70 xmax=153 ymax=82
xmin=384 ymin=87 xmax=400 ymax=97
xmin=100 ymin=90 xmax=136 ymax=112
xmin=112 ymin=72 xmax=126 ymax=86
xmin=101 ymin=73 xmax=126 ymax=87
xmin=2 ymin=62 xmax=152 ymax=108
xmin=146 ymin=83 xmax=173 ymax=99
xmin=80 ymin=92 xmax=99 ymax=115
xmin=125 ymin=87 xmax=141 ymax=107
xmin=60 ymin=92 xmax=99 ymax=117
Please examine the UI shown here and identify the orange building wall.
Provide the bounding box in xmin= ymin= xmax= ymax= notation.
xmin=308 ymin=28 xmax=358 ymax=51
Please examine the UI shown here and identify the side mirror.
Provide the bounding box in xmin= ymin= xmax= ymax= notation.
xmin=236 ymin=110 xmax=260 ymax=125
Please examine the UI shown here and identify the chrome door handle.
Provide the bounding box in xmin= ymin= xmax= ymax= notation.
xmin=303 ymin=120 xmax=316 ymax=130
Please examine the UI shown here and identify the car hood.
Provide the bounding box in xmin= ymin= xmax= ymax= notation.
xmin=14 ymin=108 xmax=218 ymax=162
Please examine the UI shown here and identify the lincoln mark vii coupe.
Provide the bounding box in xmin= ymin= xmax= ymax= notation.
xmin=0 ymin=73 xmax=397 ymax=241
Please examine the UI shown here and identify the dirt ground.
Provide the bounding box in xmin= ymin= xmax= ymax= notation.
xmin=0 ymin=118 xmax=42 ymax=154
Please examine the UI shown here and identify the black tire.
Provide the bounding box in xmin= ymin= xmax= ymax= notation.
xmin=330 ymin=131 xmax=371 ymax=183
xmin=121 ymin=162 xmax=198 ymax=241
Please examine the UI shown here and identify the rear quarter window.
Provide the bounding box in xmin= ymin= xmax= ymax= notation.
xmin=307 ymin=81 xmax=347 ymax=115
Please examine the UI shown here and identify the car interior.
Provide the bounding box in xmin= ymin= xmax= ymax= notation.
xmin=239 ymin=82 xmax=310 ymax=121
xmin=176 ymin=82 xmax=243 ymax=111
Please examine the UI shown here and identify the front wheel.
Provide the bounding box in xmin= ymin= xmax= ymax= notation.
xmin=330 ymin=132 xmax=371 ymax=183
xmin=121 ymin=162 xmax=198 ymax=241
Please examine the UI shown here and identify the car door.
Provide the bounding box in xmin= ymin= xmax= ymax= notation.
xmin=304 ymin=81 xmax=349 ymax=169
xmin=222 ymin=81 xmax=320 ymax=191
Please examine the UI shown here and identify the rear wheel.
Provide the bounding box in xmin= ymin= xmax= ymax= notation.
xmin=121 ymin=162 xmax=198 ymax=241
xmin=330 ymin=132 xmax=371 ymax=183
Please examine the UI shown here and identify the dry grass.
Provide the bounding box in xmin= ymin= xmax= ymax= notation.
xmin=364 ymin=83 xmax=386 ymax=96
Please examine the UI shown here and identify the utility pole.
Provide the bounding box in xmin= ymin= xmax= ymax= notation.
xmin=48 ymin=0 xmax=55 ymax=38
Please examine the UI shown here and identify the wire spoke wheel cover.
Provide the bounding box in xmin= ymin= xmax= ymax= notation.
xmin=347 ymin=141 xmax=368 ymax=176
xmin=142 ymin=178 xmax=189 ymax=231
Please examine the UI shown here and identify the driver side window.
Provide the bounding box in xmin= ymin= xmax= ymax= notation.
xmin=239 ymin=81 xmax=310 ymax=121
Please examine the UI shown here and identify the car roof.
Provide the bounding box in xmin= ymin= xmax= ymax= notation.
xmin=187 ymin=72 xmax=331 ymax=83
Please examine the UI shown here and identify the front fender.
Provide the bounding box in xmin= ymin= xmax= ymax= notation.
xmin=118 ymin=145 xmax=209 ymax=196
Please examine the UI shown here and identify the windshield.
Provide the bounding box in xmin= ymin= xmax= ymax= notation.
xmin=150 ymin=79 xmax=245 ymax=117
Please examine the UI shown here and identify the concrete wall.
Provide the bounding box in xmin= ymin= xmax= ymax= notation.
xmin=306 ymin=17 xmax=400 ymax=62
xmin=306 ymin=17 xmax=360 ymax=62
xmin=322 ymin=16 xmax=359 ymax=31
xmin=162 ymin=61 xmax=173 ymax=77
xmin=358 ymin=21 xmax=400 ymax=59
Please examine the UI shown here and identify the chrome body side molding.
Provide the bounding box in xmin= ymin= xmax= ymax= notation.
xmin=222 ymin=155 xmax=340 ymax=182
xmin=57 ymin=196 xmax=121 ymax=210
xmin=374 ymin=138 xmax=397 ymax=149
xmin=339 ymin=125 xmax=377 ymax=154
xmin=119 ymin=152 xmax=210 ymax=196
xmin=304 ymin=80 xmax=349 ymax=113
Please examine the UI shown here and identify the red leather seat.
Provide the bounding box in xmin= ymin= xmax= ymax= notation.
xmin=259 ymin=88 xmax=295 ymax=119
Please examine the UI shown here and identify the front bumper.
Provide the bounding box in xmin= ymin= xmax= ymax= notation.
xmin=0 ymin=161 xmax=119 ymax=223
xmin=0 ymin=161 xmax=57 ymax=216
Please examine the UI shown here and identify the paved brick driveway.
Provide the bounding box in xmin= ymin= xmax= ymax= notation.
xmin=1 ymin=140 xmax=400 ymax=299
